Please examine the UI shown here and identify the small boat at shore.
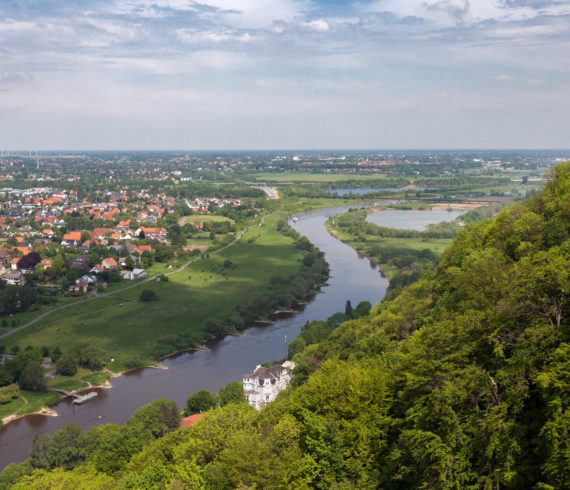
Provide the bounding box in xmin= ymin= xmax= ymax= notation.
xmin=73 ymin=392 xmax=98 ymax=405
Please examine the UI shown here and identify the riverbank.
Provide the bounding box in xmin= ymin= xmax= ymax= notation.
xmin=2 ymin=407 xmax=57 ymax=426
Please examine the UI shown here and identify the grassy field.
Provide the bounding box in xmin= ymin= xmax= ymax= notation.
xmin=277 ymin=197 xmax=368 ymax=215
xmin=179 ymin=215 xmax=235 ymax=225
xmin=3 ymin=214 xmax=304 ymax=371
xmin=0 ymin=390 xmax=61 ymax=420
xmin=81 ymin=371 xmax=112 ymax=386
xmin=46 ymin=367 xmax=93 ymax=392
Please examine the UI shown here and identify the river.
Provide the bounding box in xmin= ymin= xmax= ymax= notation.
xmin=0 ymin=206 xmax=456 ymax=469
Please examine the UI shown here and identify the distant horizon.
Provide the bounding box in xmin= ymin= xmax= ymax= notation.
xmin=2 ymin=148 xmax=570 ymax=155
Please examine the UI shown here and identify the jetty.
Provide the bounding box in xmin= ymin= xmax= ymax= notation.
xmin=72 ymin=392 xmax=98 ymax=404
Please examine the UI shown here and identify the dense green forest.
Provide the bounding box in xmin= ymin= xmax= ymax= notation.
xmin=2 ymin=162 xmax=569 ymax=488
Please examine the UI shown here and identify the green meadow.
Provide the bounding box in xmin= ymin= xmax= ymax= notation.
xmin=179 ymin=215 xmax=234 ymax=225
xmin=0 ymin=390 xmax=61 ymax=420
xmin=3 ymin=214 xmax=303 ymax=371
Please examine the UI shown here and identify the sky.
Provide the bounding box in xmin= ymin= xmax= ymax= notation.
xmin=0 ymin=0 xmax=569 ymax=150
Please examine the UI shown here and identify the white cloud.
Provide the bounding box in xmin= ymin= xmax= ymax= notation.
xmin=0 ymin=19 xmax=39 ymax=33
xmin=177 ymin=29 xmax=259 ymax=43
xmin=305 ymin=19 xmax=329 ymax=32
xmin=494 ymin=73 xmax=512 ymax=81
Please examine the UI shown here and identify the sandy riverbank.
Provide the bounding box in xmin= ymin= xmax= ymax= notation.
xmin=2 ymin=407 xmax=58 ymax=426
xmin=428 ymin=202 xmax=482 ymax=210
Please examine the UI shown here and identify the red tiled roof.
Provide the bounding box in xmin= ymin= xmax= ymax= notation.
xmin=64 ymin=231 xmax=82 ymax=241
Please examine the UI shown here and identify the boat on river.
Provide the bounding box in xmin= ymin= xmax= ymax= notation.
xmin=73 ymin=392 xmax=98 ymax=404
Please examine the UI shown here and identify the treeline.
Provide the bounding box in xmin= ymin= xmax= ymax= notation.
xmin=0 ymin=349 xmax=46 ymax=392
xmin=0 ymin=282 xmax=39 ymax=317
xmin=461 ymin=201 xmax=508 ymax=223
xmin=0 ymin=343 xmax=109 ymax=392
xmin=3 ymin=162 xmax=569 ymax=488
xmin=184 ymin=381 xmax=245 ymax=416
xmin=367 ymin=244 xmax=439 ymax=291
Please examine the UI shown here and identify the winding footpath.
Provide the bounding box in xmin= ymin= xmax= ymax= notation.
xmin=0 ymin=214 xmax=274 ymax=340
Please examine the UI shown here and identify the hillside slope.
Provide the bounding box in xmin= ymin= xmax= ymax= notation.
xmin=3 ymin=162 xmax=569 ymax=489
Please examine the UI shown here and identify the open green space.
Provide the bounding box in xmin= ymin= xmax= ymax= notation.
xmin=179 ymin=215 xmax=234 ymax=225
xmin=47 ymin=378 xmax=88 ymax=392
xmin=0 ymin=390 xmax=61 ymax=420
xmin=81 ymin=371 xmax=112 ymax=386
xmin=46 ymin=367 xmax=92 ymax=392
xmin=276 ymin=197 xmax=367 ymax=214
xmin=3 ymin=214 xmax=304 ymax=371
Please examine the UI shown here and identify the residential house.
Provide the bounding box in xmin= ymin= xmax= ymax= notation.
xmin=242 ymin=361 xmax=296 ymax=410
xmin=90 ymin=264 xmax=104 ymax=274
xmin=136 ymin=226 xmax=167 ymax=241
xmin=121 ymin=268 xmax=146 ymax=280
xmin=91 ymin=227 xmax=113 ymax=240
xmin=116 ymin=220 xmax=130 ymax=231
xmin=102 ymin=257 xmax=118 ymax=269
xmin=62 ymin=231 xmax=82 ymax=247
xmin=4 ymin=270 xmax=24 ymax=286
xmin=17 ymin=252 xmax=42 ymax=274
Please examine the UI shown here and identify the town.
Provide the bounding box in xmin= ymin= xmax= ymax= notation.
xmin=0 ymin=183 xmax=249 ymax=303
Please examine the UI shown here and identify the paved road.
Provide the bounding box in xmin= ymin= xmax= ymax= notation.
xmin=224 ymin=173 xmax=279 ymax=200
xmin=0 ymin=215 xmax=274 ymax=340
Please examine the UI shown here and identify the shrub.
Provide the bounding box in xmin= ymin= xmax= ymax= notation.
xmin=140 ymin=289 xmax=159 ymax=302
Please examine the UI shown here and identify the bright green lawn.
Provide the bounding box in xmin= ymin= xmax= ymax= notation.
xmin=47 ymin=378 xmax=89 ymax=392
xmin=46 ymin=367 xmax=91 ymax=392
xmin=82 ymin=371 xmax=112 ymax=386
xmin=3 ymin=214 xmax=303 ymax=371
xmin=180 ymin=215 xmax=234 ymax=224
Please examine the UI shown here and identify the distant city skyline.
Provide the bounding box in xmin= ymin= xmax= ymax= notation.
xmin=1 ymin=1 xmax=569 ymax=150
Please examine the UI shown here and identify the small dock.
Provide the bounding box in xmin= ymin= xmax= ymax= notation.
xmin=73 ymin=392 xmax=98 ymax=404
